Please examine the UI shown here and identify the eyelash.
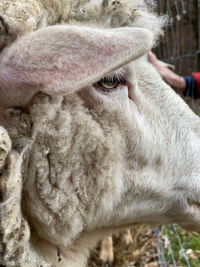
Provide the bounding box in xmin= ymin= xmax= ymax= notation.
xmin=102 ymin=75 xmax=126 ymax=84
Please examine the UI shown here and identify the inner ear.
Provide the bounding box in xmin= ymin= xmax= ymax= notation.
xmin=0 ymin=25 xmax=153 ymax=107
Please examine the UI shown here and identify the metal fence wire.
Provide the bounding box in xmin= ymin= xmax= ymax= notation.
xmin=153 ymin=0 xmax=200 ymax=266
xmin=154 ymin=0 xmax=200 ymax=75
xmin=154 ymin=225 xmax=192 ymax=267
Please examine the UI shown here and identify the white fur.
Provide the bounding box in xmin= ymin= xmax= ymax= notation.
xmin=1 ymin=1 xmax=200 ymax=267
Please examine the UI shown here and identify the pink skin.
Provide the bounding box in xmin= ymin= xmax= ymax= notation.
xmin=0 ymin=25 xmax=153 ymax=109
xmin=148 ymin=51 xmax=186 ymax=91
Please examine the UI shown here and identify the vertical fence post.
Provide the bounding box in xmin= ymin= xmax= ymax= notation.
xmin=195 ymin=0 xmax=200 ymax=71
xmin=154 ymin=228 xmax=168 ymax=267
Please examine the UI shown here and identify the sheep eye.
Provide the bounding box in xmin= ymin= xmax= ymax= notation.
xmin=95 ymin=76 xmax=125 ymax=92
xmin=100 ymin=79 xmax=118 ymax=89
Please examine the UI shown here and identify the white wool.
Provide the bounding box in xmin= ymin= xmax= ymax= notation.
xmin=0 ymin=0 xmax=166 ymax=51
xmin=2 ymin=1 xmax=200 ymax=267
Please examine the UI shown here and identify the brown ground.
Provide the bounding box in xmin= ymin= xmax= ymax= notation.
xmin=87 ymin=226 xmax=159 ymax=267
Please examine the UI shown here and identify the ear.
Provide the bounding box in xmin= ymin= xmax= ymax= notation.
xmin=0 ymin=25 xmax=153 ymax=107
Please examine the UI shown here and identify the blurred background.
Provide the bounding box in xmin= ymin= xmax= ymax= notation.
xmin=155 ymin=0 xmax=200 ymax=75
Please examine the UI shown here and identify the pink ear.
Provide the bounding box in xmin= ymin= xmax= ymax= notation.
xmin=0 ymin=25 xmax=153 ymax=107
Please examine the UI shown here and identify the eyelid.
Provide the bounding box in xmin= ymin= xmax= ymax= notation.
xmin=103 ymin=73 xmax=126 ymax=83
xmin=94 ymin=68 xmax=129 ymax=92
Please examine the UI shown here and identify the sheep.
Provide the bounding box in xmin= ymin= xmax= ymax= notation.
xmin=1 ymin=1 xmax=200 ymax=267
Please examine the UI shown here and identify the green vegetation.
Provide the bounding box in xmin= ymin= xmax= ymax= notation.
xmin=161 ymin=225 xmax=200 ymax=267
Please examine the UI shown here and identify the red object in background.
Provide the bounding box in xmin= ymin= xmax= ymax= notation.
xmin=192 ymin=72 xmax=200 ymax=97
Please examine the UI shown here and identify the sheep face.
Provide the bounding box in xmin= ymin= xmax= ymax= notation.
xmin=1 ymin=24 xmax=200 ymax=250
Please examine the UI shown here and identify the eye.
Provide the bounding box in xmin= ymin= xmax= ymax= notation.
xmin=100 ymin=79 xmax=118 ymax=89
xmin=95 ymin=76 xmax=125 ymax=92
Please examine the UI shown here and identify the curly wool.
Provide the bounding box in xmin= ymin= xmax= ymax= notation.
xmin=0 ymin=0 xmax=166 ymax=49
xmin=64 ymin=0 xmax=164 ymax=38
xmin=3 ymin=91 xmax=123 ymax=246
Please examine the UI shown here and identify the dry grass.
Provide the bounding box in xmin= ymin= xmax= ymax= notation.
xmin=88 ymin=225 xmax=159 ymax=267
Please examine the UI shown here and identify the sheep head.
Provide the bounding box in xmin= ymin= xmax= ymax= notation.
xmin=0 ymin=1 xmax=200 ymax=266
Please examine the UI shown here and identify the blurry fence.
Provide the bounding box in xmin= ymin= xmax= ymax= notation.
xmin=154 ymin=0 xmax=200 ymax=75
xmin=154 ymin=225 xmax=192 ymax=267
xmin=153 ymin=0 xmax=200 ymax=266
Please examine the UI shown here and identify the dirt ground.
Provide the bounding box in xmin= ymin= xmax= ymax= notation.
xmin=87 ymin=226 xmax=159 ymax=267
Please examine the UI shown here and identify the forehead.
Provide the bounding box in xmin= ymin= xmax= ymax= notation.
xmin=106 ymin=65 xmax=131 ymax=78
